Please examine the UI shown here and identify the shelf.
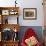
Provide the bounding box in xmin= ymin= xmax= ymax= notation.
xmin=0 ymin=24 xmax=20 ymax=32
xmin=1 ymin=40 xmax=19 ymax=46
xmin=0 ymin=7 xmax=19 ymax=24
xmin=0 ymin=7 xmax=19 ymax=16
xmin=2 ymin=40 xmax=19 ymax=43
xmin=0 ymin=7 xmax=20 ymax=46
xmin=2 ymin=41 xmax=19 ymax=45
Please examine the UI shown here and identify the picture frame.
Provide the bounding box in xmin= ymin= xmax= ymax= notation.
xmin=9 ymin=10 xmax=15 ymax=15
xmin=2 ymin=10 xmax=9 ymax=15
xmin=23 ymin=8 xmax=37 ymax=20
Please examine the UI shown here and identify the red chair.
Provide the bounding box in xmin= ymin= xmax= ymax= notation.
xmin=21 ymin=28 xmax=41 ymax=46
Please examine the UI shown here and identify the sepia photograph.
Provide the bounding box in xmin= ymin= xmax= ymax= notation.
xmin=23 ymin=8 xmax=37 ymax=20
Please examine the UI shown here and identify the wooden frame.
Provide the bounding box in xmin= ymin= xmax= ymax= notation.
xmin=23 ymin=8 xmax=37 ymax=20
xmin=2 ymin=10 xmax=9 ymax=15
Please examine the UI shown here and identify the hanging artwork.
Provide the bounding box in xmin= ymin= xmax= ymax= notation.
xmin=23 ymin=8 xmax=37 ymax=20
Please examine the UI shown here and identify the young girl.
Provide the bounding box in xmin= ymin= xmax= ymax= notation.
xmin=21 ymin=28 xmax=41 ymax=46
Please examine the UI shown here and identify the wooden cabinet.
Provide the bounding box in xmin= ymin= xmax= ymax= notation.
xmin=0 ymin=7 xmax=19 ymax=46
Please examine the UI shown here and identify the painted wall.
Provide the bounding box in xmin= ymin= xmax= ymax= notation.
xmin=0 ymin=0 xmax=44 ymax=26
xmin=18 ymin=0 xmax=44 ymax=26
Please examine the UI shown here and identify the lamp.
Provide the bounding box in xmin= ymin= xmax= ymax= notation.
xmin=15 ymin=0 xmax=17 ymax=7
xmin=14 ymin=28 xmax=17 ymax=32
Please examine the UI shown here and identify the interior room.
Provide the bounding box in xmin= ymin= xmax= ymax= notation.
xmin=0 ymin=0 xmax=45 ymax=46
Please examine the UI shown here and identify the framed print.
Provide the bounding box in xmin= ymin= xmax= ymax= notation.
xmin=9 ymin=10 xmax=15 ymax=15
xmin=2 ymin=10 xmax=9 ymax=15
xmin=23 ymin=8 xmax=37 ymax=20
xmin=10 ymin=11 xmax=15 ymax=15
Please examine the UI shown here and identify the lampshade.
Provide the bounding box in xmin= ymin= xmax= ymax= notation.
xmin=13 ymin=28 xmax=17 ymax=32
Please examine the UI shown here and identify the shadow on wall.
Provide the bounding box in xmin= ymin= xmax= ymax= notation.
xmin=18 ymin=26 xmax=43 ymax=44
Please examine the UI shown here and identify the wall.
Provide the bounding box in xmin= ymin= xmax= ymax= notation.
xmin=0 ymin=0 xmax=44 ymax=26
xmin=18 ymin=0 xmax=44 ymax=26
